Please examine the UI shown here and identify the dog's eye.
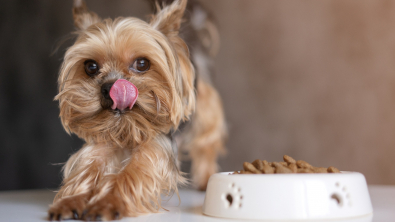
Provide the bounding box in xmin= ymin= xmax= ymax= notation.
xmin=84 ymin=60 xmax=100 ymax=76
xmin=130 ymin=58 xmax=150 ymax=73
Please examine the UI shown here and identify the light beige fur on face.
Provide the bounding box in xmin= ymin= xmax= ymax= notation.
xmin=49 ymin=0 xmax=226 ymax=220
xmin=56 ymin=15 xmax=195 ymax=147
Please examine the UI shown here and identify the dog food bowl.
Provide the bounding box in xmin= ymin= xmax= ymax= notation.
xmin=202 ymin=172 xmax=373 ymax=220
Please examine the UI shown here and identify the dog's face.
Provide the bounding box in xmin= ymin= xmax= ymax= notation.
xmin=56 ymin=0 xmax=195 ymax=147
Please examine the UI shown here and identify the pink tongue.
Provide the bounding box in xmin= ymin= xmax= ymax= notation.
xmin=109 ymin=79 xmax=139 ymax=110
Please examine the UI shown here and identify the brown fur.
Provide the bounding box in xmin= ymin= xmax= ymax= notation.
xmin=49 ymin=0 xmax=226 ymax=220
xmin=178 ymin=79 xmax=227 ymax=190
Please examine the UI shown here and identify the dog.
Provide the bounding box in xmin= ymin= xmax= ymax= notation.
xmin=48 ymin=0 xmax=226 ymax=220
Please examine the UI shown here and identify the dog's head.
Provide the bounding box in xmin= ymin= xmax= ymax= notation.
xmin=56 ymin=0 xmax=195 ymax=147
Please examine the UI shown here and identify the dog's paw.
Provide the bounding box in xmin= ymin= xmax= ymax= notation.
xmin=192 ymin=160 xmax=218 ymax=191
xmin=48 ymin=194 xmax=89 ymax=221
xmin=196 ymin=171 xmax=212 ymax=191
xmin=82 ymin=194 xmax=125 ymax=221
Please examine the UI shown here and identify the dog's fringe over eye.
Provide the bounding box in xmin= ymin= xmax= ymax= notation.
xmin=130 ymin=58 xmax=150 ymax=73
xmin=84 ymin=59 xmax=100 ymax=77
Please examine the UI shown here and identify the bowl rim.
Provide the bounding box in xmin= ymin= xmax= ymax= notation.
xmin=215 ymin=171 xmax=361 ymax=178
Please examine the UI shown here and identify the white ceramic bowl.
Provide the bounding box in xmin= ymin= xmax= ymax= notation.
xmin=202 ymin=172 xmax=373 ymax=220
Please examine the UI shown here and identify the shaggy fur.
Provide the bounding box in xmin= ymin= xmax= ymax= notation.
xmin=48 ymin=0 xmax=226 ymax=220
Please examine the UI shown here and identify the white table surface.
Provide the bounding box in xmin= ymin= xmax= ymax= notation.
xmin=0 ymin=185 xmax=394 ymax=222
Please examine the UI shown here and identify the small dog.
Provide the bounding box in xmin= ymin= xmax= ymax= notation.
xmin=48 ymin=0 xmax=226 ymax=220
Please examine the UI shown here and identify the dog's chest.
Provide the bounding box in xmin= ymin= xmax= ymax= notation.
xmin=104 ymin=148 xmax=132 ymax=174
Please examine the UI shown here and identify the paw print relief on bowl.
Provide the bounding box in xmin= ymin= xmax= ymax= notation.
xmin=331 ymin=182 xmax=352 ymax=208
xmin=222 ymin=183 xmax=243 ymax=209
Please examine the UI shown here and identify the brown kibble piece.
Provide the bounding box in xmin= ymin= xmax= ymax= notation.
xmin=273 ymin=163 xmax=293 ymax=174
xmin=262 ymin=160 xmax=269 ymax=166
xmin=283 ymin=155 xmax=296 ymax=164
xmin=280 ymin=162 xmax=288 ymax=167
xmin=296 ymin=160 xmax=313 ymax=169
xmin=261 ymin=165 xmax=274 ymax=174
xmin=288 ymin=163 xmax=297 ymax=173
xmin=243 ymin=162 xmax=261 ymax=174
xmin=328 ymin=166 xmax=340 ymax=173
xmin=252 ymin=159 xmax=264 ymax=171
xmin=297 ymin=168 xmax=313 ymax=173
xmin=313 ymin=167 xmax=328 ymax=173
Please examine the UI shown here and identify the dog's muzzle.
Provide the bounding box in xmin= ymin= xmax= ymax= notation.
xmin=101 ymin=79 xmax=138 ymax=111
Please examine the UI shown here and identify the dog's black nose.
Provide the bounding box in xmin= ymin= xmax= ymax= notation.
xmin=101 ymin=82 xmax=114 ymax=109
xmin=101 ymin=82 xmax=114 ymax=99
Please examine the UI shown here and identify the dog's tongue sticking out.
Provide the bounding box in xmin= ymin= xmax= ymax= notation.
xmin=109 ymin=79 xmax=139 ymax=111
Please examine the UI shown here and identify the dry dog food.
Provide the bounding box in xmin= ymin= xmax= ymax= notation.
xmin=233 ymin=155 xmax=341 ymax=174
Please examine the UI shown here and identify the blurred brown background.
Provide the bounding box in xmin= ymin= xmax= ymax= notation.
xmin=1 ymin=0 xmax=394 ymax=190
xmin=205 ymin=0 xmax=395 ymax=185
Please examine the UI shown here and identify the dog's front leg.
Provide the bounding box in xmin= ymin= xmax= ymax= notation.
xmin=48 ymin=145 xmax=107 ymax=221
xmin=83 ymin=135 xmax=184 ymax=221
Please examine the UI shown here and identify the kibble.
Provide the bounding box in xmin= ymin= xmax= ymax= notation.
xmin=296 ymin=160 xmax=313 ymax=169
xmin=283 ymin=155 xmax=296 ymax=164
xmin=313 ymin=167 xmax=328 ymax=173
xmin=327 ymin=166 xmax=340 ymax=173
xmin=233 ymin=155 xmax=341 ymax=174
xmin=273 ymin=162 xmax=293 ymax=174
xmin=252 ymin=159 xmax=264 ymax=171
xmin=243 ymin=162 xmax=261 ymax=174
xmin=261 ymin=165 xmax=275 ymax=174
xmin=288 ymin=163 xmax=298 ymax=173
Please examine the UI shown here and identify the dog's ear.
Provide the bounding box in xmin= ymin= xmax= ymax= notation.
xmin=150 ymin=0 xmax=196 ymax=125
xmin=73 ymin=0 xmax=101 ymax=30
xmin=149 ymin=0 xmax=187 ymax=36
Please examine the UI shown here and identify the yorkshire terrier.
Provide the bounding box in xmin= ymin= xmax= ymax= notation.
xmin=48 ymin=0 xmax=226 ymax=220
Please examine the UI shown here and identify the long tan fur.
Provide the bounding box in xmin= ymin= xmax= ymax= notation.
xmin=49 ymin=0 xmax=225 ymax=220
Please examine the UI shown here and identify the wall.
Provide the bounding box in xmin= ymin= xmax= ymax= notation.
xmin=202 ymin=0 xmax=395 ymax=184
